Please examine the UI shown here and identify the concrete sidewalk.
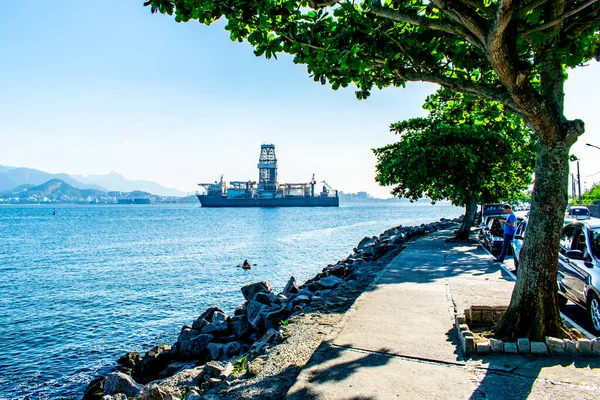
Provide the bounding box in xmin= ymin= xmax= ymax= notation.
xmin=286 ymin=230 xmax=600 ymax=399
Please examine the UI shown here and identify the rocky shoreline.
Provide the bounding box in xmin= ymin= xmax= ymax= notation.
xmin=84 ymin=217 xmax=461 ymax=400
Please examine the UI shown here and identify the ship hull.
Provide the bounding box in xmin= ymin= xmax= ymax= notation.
xmin=197 ymin=195 xmax=339 ymax=207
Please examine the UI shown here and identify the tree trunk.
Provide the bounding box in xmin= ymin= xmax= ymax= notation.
xmin=495 ymin=139 xmax=572 ymax=340
xmin=455 ymin=195 xmax=478 ymax=240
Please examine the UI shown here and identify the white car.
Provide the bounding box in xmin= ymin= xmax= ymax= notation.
xmin=567 ymin=206 xmax=591 ymax=220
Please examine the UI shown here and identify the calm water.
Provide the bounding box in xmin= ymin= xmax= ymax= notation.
xmin=0 ymin=202 xmax=462 ymax=399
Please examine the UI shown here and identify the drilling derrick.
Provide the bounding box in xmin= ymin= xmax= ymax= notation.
xmin=257 ymin=144 xmax=278 ymax=192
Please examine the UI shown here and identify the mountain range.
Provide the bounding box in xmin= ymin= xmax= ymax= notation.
xmin=0 ymin=165 xmax=187 ymax=197
xmin=0 ymin=179 xmax=165 ymax=203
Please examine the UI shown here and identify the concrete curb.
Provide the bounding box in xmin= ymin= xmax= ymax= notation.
xmin=455 ymin=306 xmax=600 ymax=357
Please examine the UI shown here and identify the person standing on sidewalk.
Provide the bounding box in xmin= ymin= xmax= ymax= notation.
xmin=494 ymin=204 xmax=517 ymax=263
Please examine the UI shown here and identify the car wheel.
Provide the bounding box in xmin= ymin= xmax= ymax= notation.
xmin=588 ymin=293 xmax=600 ymax=335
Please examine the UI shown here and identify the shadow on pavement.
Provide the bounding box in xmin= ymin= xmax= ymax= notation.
xmin=286 ymin=343 xmax=392 ymax=400
xmin=468 ymin=355 xmax=600 ymax=400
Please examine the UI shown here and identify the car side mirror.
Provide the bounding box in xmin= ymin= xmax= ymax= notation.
xmin=565 ymin=250 xmax=584 ymax=260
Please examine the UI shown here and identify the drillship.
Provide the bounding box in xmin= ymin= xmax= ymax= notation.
xmin=196 ymin=144 xmax=339 ymax=207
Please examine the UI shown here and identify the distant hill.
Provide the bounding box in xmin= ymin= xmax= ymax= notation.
xmin=0 ymin=165 xmax=187 ymax=197
xmin=1 ymin=179 xmax=158 ymax=203
xmin=73 ymin=171 xmax=187 ymax=197
xmin=0 ymin=166 xmax=107 ymax=193
xmin=3 ymin=179 xmax=104 ymax=201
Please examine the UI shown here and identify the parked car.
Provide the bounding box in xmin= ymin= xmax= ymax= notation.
xmin=566 ymin=206 xmax=591 ymax=220
xmin=557 ymin=219 xmax=600 ymax=334
xmin=478 ymin=214 xmax=507 ymax=241
xmin=481 ymin=217 xmax=505 ymax=255
xmin=510 ymin=219 xmax=528 ymax=270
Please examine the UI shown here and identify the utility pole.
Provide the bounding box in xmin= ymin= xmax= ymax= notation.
xmin=577 ymin=160 xmax=582 ymax=205
xmin=569 ymin=154 xmax=582 ymax=205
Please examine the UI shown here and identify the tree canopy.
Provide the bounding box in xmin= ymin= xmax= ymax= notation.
xmin=373 ymin=90 xmax=535 ymax=237
xmin=146 ymin=0 xmax=600 ymax=340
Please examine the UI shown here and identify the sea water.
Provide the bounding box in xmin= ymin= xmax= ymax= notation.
xmin=0 ymin=202 xmax=462 ymax=399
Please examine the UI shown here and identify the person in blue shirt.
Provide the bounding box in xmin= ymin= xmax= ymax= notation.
xmin=494 ymin=204 xmax=517 ymax=263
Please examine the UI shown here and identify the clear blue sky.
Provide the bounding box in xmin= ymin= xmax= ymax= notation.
xmin=1 ymin=1 xmax=598 ymax=197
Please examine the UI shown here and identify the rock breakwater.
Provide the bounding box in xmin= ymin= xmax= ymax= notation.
xmin=84 ymin=218 xmax=460 ymax=400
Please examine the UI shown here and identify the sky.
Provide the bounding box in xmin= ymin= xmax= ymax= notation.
xmin=0 ymin=1 xmax=599 ymax=198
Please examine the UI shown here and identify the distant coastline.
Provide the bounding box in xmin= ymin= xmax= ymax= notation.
xmin=0 ymin=179 xmax=197 ymax=205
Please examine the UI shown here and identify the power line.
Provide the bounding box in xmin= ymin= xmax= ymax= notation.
xmin=582 ymin=170 xmax=600 ymax=178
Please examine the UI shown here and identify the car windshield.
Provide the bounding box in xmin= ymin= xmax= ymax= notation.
xmin=571 ymin=208 xmax=590 ymax=216
xmin=591 ymin=228 xmax=600 ymax=260
xmin=491 ymin=219 xmax=504 ymax=236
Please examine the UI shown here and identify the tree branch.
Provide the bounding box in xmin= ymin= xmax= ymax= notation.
xmin=309 ymin=0 xmax=342 ymax=8
xmin=462 ymin=0 xmax=496 ymax=19
xmin=516 ymin=0 xmax=547 ymax=17
xmin=429 ymin=0 xmax=488 ymax=45
xmin=369 ymin=4 xmax=484 ymax=50
xmin=392 ymin=67 xmax=524 ymax=117
xmin=521 ymin=0 xmax=600 ymax=37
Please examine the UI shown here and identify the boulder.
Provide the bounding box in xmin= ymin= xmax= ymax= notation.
xmin=357 ymin=236 xmax=378 ymax=250
xmin=323 ymin=264 xmax=347 ymax=278
xmin=159 ymin=361 xmax=197 ymax=378
xmin=212 ymin=311 xmax=227 ymax=324
xmin=191 ymin=318 xmax=209 ymax=331
xmin=199 ymin=306 xmax=225 ymax=323
xmin=176 ymin=328 xmax=213 ymax=359
xmin=82 ymin=376 xmax=105 ymax=400
xmin=117 ymin=352 xmax=141 ymax=376
xmin=138 ymin=366 xmax=205 ymax=400
xmin=316 ymin=275 xmax=343 ymax=289
xmin=204 ymin=361 xmax=233 ymax=379
xmin=200 ymin=321 xmax=230 ymax=336
xmin=185 ymin=389 xmax=203 ymax=400
xmin=207 ymin=342 xmax=224 ymax=360
xmin=223 ymin=341 xmax=242 ymax=358
xmin=241 ymin=281 xmax=272 ymax=302
xmin=254 ymin=292 xmax=283 ymax=306
xmin=246 ymin=300 xmax=273 ymax=331
xmin=229 ymin=315 xmax=251 ymax=339
xmin=264 ymin=307 xmax=291 ymax=330
xmin=234 ymin=305 xmax=246 ymax=316
xmin=139 ymin=345 xmax=175 ymax=383
xmin=283 ymin=276 xmax=299 ymax=295
xmin=102 ymin=395 xmax=127 ymax=400
xmin=103 ymin=372 xmax=143 ymax=398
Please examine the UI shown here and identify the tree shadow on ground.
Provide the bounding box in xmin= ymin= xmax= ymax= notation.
xmin=285 ymin=343 xmax=392 ymax=400
xmin=467 ymin=354 xmax=600 ymax=400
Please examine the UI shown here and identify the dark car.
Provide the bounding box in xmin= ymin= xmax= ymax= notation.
xmin=481 ymin=217 xmax=505 ymax=255
xmin=478 ymin=214 xmax=507 ymax=241
xmin=510 ymin=219 xmax=528 ymax=270
xmin=557 ymin=219 xmax=600 ymax=334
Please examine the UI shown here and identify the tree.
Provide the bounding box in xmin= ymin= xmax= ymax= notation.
xmin=145 ymin=0 xmax=600 ymax=340
xmin=373 ymin=90 xmax=535 ymax=239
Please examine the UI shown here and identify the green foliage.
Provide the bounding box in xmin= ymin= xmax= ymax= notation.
xmin=574 ymin=183 xmax=600 ymax=205
xmin=231 ymin=353 xmax=248 ymax=375
xmin=373 ymin=90 xmax=535 ymax=207
xmin=144 ymin=0 xmax=600 ymax=109
xmin=280 ymin=319 xmax=289 ymax=326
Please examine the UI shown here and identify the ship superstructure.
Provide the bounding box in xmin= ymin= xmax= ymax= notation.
xmin=197 ymin=144 xmax=339 ymax=207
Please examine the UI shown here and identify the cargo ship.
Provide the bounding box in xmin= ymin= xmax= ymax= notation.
xmin=196 ymin=144 xmax=339 ymax=207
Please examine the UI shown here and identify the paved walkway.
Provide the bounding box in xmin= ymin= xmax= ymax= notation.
xmin=286 ymin=230 xmax=600 ymax=399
